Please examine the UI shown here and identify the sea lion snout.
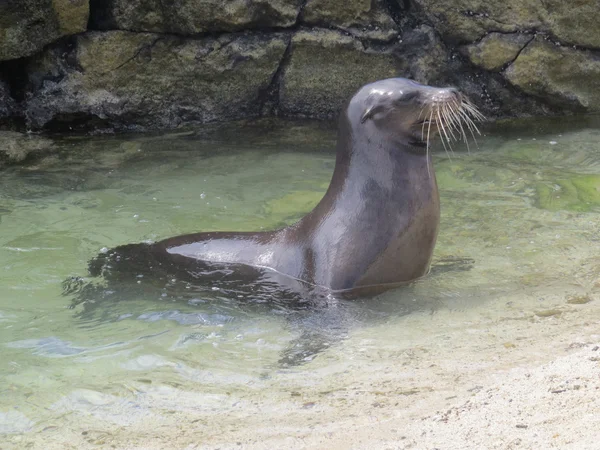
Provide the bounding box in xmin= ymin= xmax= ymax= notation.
xmin=427 ymin=87 xmax=461 ymax=105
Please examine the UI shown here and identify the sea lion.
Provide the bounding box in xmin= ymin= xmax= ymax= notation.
xmin=87 ymin=77 xmax=483 ymax=294
xmin=66 ymin=77 xmax=483 ymax=366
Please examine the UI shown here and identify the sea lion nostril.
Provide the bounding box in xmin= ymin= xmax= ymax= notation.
xmin=449 ymin=88 xmax=461 ymax=102
xmin=430 ymin=88 xmax=459 ymax=103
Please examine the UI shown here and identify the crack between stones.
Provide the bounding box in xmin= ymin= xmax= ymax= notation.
xmin=503 ymin=35 xmax=536 ymax=69
xmin=468 ymin=29 xmax=535 ymax=47
xmin=258 ymin=35 xmax=293 ymax=117
xmin=383 ymin=0 xmax=409 ymax=26
xmin=467 ymin=26 xmax=600 ymax=53
xmin=326 ymin=25 xmax=399 ymax=47
xmin=90 ymin=24 xmax=303 ymax=42
xmin=296 ymin=0 xmax=309 ymax=24
xmin=89 ymin=25 xmax=401 ymax=55
xmin=104 ymin=36 xmax=164 ymax=74
xmin=537 ymin=32 xmax=600 ymax=53
xmin=483 ymin=17 xmax=517 ymax=29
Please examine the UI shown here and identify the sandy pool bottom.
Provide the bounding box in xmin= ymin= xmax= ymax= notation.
xmin=3 ymin=277 xmax=599 ymax=450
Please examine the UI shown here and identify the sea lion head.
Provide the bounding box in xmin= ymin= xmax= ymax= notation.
xmin=349 ymin=78 xmax=484 ymax=152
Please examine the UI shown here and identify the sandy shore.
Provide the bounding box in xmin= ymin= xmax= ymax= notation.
xmin=2 ymin=280 xmax=599 ymax=450
xmin=2 ymin=324 xmax=599 ymax=450
xmin=183 ymin=340 xmax=600 ymax=450
xmin=6 ymin=283 xmax=596 ymax=450
xmin=314 ymin=342 xmax=600 ymax=450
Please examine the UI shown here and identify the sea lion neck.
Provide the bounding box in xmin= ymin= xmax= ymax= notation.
xmin=284 ymin=108 xmax=439 ymax=290
xmin=322 ymin=112 xmax=432 ymax=203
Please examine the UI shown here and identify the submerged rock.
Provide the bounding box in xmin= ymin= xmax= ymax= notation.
xmin=0 ymin=410 xmax=34 ymax=434
xmin=0 ymin=131 xmax=55 ymax=166
xmin=535 ymin=175 xmax=600 ymax=212
xmin=0 ymin=0 xmax=89 ymax=61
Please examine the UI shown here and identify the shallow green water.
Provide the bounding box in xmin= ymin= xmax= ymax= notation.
xmin=1 ymin=117 xmax=600 ymax=447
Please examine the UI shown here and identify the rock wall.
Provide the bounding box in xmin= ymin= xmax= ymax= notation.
xmin=1 ymin=0 xmax=599 ymax=131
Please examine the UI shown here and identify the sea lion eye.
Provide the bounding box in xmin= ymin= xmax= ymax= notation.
xmin=398 ymin=91 xmax=418 ymax=103
xmin=360 ymin=104 xmax=385 ymax=123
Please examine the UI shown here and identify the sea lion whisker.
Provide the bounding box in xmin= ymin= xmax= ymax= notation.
xmin=457 ymin=109 xmax=479 ymax=139
xmin=451 ymin=100 xmax=467 ymax=131
xmin=419 ymin=105 xmax=431 ymax=141
xmin=453 ymin=107 xmax=471 ymax=153
xmin=455 ymin=102 xmax=481 ymax=129
xmin=436 ymin=107 xmax=454 ymax=158
xmin=461 ymin=99 xmax=487 ymax=121
xmin=459 ymin=107 xmax=483 ymax=136
xmin=457 ymin=109 xmax=480 ymax=148
xmin=426 ymin=109 xmax=434 ymax=178
xmin=441 ymin=103 xmax=459 ymax=141
xmin=448 ymin=104 xmax=467 ymax=137
xmin=464 ymin=99 xmax=487 ymax=121
xmin=440 ymin=107 xmax=458 ymax=152
xmin=421 ymin=114 xmax=428 ymax=142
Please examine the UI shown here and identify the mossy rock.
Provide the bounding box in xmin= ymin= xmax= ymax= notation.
xmin=302 ymin=0 xmax=397 ymax=41
xmin=505 ymin=38 xmax=600 ymax=111
xmin=535 ymin=175 xmax=600 ymax=212
xmin=25 ymin=31 xmax=288 ymax=130
xmin=280 ymin=29 xmax=399 ymax=118
xmin=462 ymin=33 xmax=532 ymax=72
xmin=90 ymin=0 xmax=302 ymax=34
xmin=0 ymin=0 xmax=88 ymax=61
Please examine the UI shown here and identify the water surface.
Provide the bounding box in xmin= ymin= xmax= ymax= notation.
xmin=1 ymin=117 xmax=599 ymax=448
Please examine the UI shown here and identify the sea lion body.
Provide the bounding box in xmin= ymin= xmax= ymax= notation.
xmin=93 ymin=78 xmax=474 ymax=293
xmin=157 ymin=148 xmax=439 ymax=291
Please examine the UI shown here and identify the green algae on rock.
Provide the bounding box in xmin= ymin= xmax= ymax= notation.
xmin=410 ymin=0 xmax=542 ymax=43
